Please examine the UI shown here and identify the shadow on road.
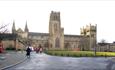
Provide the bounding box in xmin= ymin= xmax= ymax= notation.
xmin=106 ymin=59 xmax=115 ymax=70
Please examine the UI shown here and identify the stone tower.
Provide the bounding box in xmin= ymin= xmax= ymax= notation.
xmin=80 ymin=24 xmax=97 ymax=50
xmin=12 ymin=21 xmax=16 ymax=34
xmin=88 ymin=24 xmax=97 ymax=50
xmin=24 ymin=21 xmax=29 ymax=32
xmin=49 ymin=11 xmax=64 ymax=49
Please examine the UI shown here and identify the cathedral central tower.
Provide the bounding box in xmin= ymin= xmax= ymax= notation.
xmin=49 ymin=11 xmax=64 ymax=49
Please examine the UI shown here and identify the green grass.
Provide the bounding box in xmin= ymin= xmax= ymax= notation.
xmin=96 ymin=52 xmax=115 ymax=57
xmin=45 ymin=50 xmax=115 ymax=57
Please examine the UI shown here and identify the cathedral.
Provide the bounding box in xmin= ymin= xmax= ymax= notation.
xmin=12 ymin=11 xmax=97 ymax=51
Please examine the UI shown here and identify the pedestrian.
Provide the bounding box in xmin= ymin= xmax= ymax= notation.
xmin=26 ymin=46 xmax=31 ymax=58
xmin=40 ymin=47 xmax=43 ymax=53
xmin=39 ymin=45 xmax=43 ymax=53
xmin=36 ymin=47 xmax=39 ymax=53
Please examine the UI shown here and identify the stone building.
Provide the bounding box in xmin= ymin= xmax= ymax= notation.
xmin=97 ymin=43 xmax=115 ymax=52
xmin=0 ymin=33 xmax=17 ymax=49
xmin=49 ymin=11 xmax=64 ymax=49
xmin=12 ymin=11 xmax=97 ymax=51
xmin=80 ymin=24 xmax=97 ymax=50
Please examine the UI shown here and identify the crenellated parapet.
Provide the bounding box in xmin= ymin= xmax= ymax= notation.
xmin=80 ymin=24 xmax=97 ymax=37
xmin=80 ymin=24 xmax=97 ymax=50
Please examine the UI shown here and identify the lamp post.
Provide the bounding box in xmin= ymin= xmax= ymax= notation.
xmin=94 ymin=24 xmax=97 ymax=56
xmin=94 ymin=45 xmax=96 ymax=56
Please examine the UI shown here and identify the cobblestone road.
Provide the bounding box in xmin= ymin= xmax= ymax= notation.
xmin=5 ymin=52 xmax=115 ymax=70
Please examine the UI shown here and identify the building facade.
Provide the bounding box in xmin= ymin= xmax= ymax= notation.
xmin=12 ymin=11 xmax=97 ymax=51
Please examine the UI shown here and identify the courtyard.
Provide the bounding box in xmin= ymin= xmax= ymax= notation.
xmin=3 ymin=52 xmax=115 ymax=70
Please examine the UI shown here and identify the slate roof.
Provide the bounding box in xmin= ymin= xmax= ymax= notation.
xmin=29 ymin=32 xmax=85 ymax=38
xmin=0 ymin=33 xmax=17 ymax=40
xmin=64 ymin=34 xmax=84 ymax=38
xmin=28 ymin=32 xmax=49 ymax=37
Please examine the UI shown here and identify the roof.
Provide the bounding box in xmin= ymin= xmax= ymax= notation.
xmin=29 ymin=32 xmax=86 ymax=38
xmin=0 ymin=33 xmax=17 ymax=40
xmin=28 ymin=32 xmax=49 ymax=37
xmin=17 ymin=28 xmax=23 ymax=33
xmin=64 ymin=34 xmax=84 ymax=38
xmin=109 ymin=43 xmax=115 ymax=46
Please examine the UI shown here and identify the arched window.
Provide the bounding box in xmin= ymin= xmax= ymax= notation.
xmin=55 ymin=37 xmax=60 ymax=48
xmin=54 ymin=23 xmax=58 ymax=32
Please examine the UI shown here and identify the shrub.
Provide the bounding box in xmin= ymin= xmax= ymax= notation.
xmin=5 ymin=47 xmax=16 ymax=50
xmin=67 ymin=54 xmax=70 ymax=57
xmin=73 ymin=54 xmax=77 ymax=57
xmin=45 ymin=50 xmax=115 ymax=57
xmin=5 ymin=44 xmax=16 ymax=50
xmin=61 ymin=53 xmax=64 ymax=56
xmin=54 ymin=53 xmax=57 ymax=56
xmin=79 ymin=54 xmax=82 ymax=57
xmin=17 ymin=49 xmax=21 ymax=51
xmin=85 ymin=54 xmax=88 ymax=57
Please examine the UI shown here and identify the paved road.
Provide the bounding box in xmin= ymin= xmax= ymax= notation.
xmin=5 ymin=52 xmax=115 ymax=70
xmin=0 ymin=51 xmax=26 ymax=69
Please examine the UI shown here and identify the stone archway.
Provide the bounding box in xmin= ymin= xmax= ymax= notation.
xmin=55 ymin=37 xmax=60 ymax=48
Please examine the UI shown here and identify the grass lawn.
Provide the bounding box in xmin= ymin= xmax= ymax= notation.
xmin=45 ymin=50 xmax=115 ymax=57
xmin=96 ymin=52 xmax=115 ymax=56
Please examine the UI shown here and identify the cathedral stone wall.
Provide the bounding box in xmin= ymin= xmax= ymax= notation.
xmin=11 ymin=11 xmax=97 ymax=51
xmin=28 ymin=32 xmax=49 ymax=49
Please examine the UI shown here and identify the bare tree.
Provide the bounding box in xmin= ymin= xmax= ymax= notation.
xmin=99 ymin=39 xmax=108 ymax=46
xmin=0 ymin=24 xmax=9 ymax=33
xmin=100 ymin=39 xmax=107 ymax=43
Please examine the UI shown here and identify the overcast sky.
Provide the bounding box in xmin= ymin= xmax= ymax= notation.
xmin=0 ymin=1 xmax=115 ymax=43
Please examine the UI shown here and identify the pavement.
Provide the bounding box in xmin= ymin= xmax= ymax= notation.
xmin=4 ymin=53 xmax=115 ymax=70
xmin=1 ymin=51 xmax=115 ymax=70
xmin=0 ymin=51 xmax=27 ymax=70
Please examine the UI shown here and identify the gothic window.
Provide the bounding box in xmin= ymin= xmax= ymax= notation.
xmin=64 ymin=42 xmax=70 ymax=49
xmin=54 ymin=24 xmax=58 ymax=32
xmin=55 ymin=37 xmax=60 ymax=48
xmin=91 ymin=34 xmax=94 ymax=37
xmin=54 ymin=15 xmax=57 ymax=20
xmin=54 ymin=16 xmax=56 ymax=20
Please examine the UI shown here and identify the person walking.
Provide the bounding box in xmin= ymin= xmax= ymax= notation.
xmin=36 ymin=47 xmax=39 ymax=53
xmin=39 ymin=45 xmax=43 ymax=53
xmin=26 ymin=47 xmax=31 ymax=58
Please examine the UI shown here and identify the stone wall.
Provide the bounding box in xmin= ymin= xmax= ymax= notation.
xmin=2 ymin=40 xmax=15 ymax=49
